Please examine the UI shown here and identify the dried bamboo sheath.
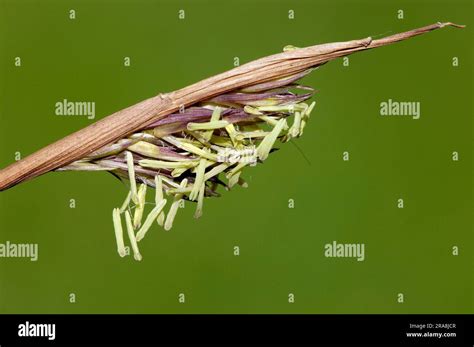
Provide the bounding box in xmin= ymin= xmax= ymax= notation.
xmin=0 ymin=22 xmax=463 ymax=191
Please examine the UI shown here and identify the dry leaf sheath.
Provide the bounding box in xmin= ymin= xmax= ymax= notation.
xmin=0 ymin=22 xmax=464 ymax=259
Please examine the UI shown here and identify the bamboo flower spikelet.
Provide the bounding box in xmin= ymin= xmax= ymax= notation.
xmin=0 ymin=22 xmax=464 ymax=261
xmin=61 ymin=67 xmax=317 ymax=260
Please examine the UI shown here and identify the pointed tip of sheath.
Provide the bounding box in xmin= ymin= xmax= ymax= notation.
xmin=439 ymin=22 xmax=466 ymax=29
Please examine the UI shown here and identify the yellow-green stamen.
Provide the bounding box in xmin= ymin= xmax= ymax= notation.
xmin=187 ymin=120 xmax=229 ymax=131
xmin=112 ymin=208 xmax=127 ymax=257
xmin=203 ymin=107 xmax=222 ymax=142
xmin=136 ymin=199 xmax=167 ymax=242
xmin=125 ymin=210 xmax=142 ymax=261
xmin=190 ymin=158 xmax=207 ymax=201
xmin=164 ymin=178 xmax=188 ymax=231
xmin=126 ymin=151 xmax=138 ymax=204
xmin=133 ymin=183 xmax=147 ymax=229
xmin=257 ymin=118 xmax=287 ymax=160
xmin=139 ymin=159 xmax=199 ymax=170
xmin=155 ymin=175 xmax=166 ymax=226
xmin=194 ymin=184 xmax=205 ymax=219
xmin=119 ymin=191 xmax=132 ymax=214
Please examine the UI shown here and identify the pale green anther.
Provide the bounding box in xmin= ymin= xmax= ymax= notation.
xmin=245 ymin=98 xmax=283 ymax=107
xmin=171 ymin=167 xmax=190 ymax=177
xmin=190 ymin=158 xmax=207 ymax=201
xmin=84 ymin=139 xmax=135 ymax=160
xmin=138 ymin=183 xmax=147 ymax=204
xmin=190 ymin=159 xmax=214 ymax=173
xmin=124 ymin=211 xmax=142 ymax=261
xmin=243 ymin=105 xmax=263 ymax=115
xmin=258 ymin=116 xmax=290 ymax=130
xmin=182 ymin=142 xmax=219 ymax=161
xmin=305 ymin=101 xmax=316 ymax=117
xmin=228 ymin=170 xmax=241 ymax=188
xmin=161 ymin=176 xmax=180 ymax=189
xmin=226 ymin=162 xmax=247 ymax=178
xmin=187 ymin=120 xmax=229 ymax=131
xmin=235 ymin=133 xmax=245 ymax=142
xmin=126 ymin=151 xmax=138 ymax=204
xmin=186 ymin=131 xmax=225 ymax=154
xmin=210 ymin=135 xmax=233 ymax=147
xmin=241 ymin=130 xmax=270 ymax=139
xmin=129 ymin=132 xmax=154 ymax=141
xmin=164 ymin=137 xmax=219 ymax=161
xmin=257 ymin=104 xmax=306 ymax=113
xmin=167 ymin=186 xmax=193 ymax=195
xmin=139 ymin=159 xmax=199 ymax=170
xmin=112 ymin=208 xmax=127 ymax=257
xmin=300 ymin=101 xmax=315 ymax=135
xmin=164 ymin=178 xmax=188 ymax=231
xmin=133 ymin=183 xmax=147 ymax=229
xmin=119 ymin=191 xmax=132 ymax=214
xmin=257 ymin=118 xmax=287 ymax=160
xmin=166 ymin=135 xmax=202 ymax=147
xmin=290 ymin=111 xmax=302 ymax=138
xmin=194 ymin=183 xmax=205 ymax=219
xmin=153 ymin=124 xmax=181 ymax=139
xmin=225 ymin=123 xmax=244 ymax=146
xmin=300 ymin=119 xmax=307 ymax=136
xmin=301 ymin=102 xmax=309 ymax=112
xmin=136 ymin=199 xmax=167 ymax=242
xmin=186 ymin=130 xmax=209 ymax=144
xmin=204 ymin=163 xmax=230 ymax=181
xmin=130 ymin=139 xmax=190 ymax=161
xmin=283 ymin=44 xmax=299 ymax=52
xmin=203 ymin=107 xmax=222 ymax=142
xmin=128 ymin=141 xmax=162 ymax=159
xmin=226 ymin=162 xmax=246 ymax=189
xmin=155 ymin=176 xmax=166 ymax=226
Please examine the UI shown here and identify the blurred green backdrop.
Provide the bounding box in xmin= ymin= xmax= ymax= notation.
xmin=0 ymin=0 xmax=472 ymax=313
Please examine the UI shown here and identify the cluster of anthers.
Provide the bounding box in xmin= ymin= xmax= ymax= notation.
xmin=59 ymin=67 xmax=317 ymax=261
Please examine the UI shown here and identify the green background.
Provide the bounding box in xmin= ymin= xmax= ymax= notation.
xmin=0 ymin=0 xmax=472 ymax=313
